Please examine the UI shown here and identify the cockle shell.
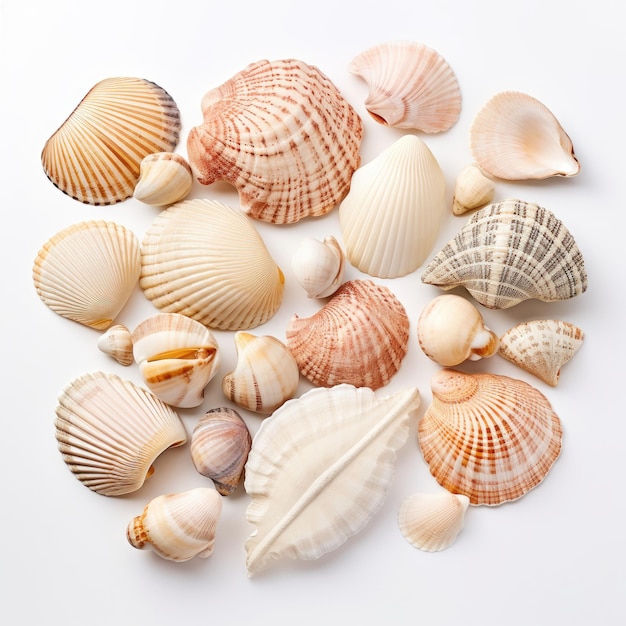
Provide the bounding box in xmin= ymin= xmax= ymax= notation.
xmin=451 ymin=163 xmax=495 ymax=215
xmin=291 ymin=236 xmax=345 ymax=299
xmin=469 ymin=91 xmax=580 ymax=180
xmin=133 ymin=152 xmax=193 ymax=206
xmin=418 ymin=369 xmax=562 ymax=506
xmin=97 ymin=324 xmax=134 ymax=366
xmin=498 ymin=319 xmax=584 ymax=386
xmin=190 ymin=407 xmax=252 ymax=496
xmin=244 ymin=384 xmax=421 ymax=576
xmin=421 ymin=199 xmax=588 ymax=309
xmin=131 ymin=313 xmax=220 ymax=408
xmin=127 ymin=487 xmax=222 ymax=562
xmin=32 ymin=221 xmax=141 ymax=330
xmin=55 ymin=371 xmax=187 ymax=496
xmin=339 ymin=134 xmax=446 ymax=278
xmin=140 ymin=199 xmax=284 ymax=330
xmin=348 ymin=40 xmax=462 ymax=133
xmin=186 ymin=58 xmax=364 ymax=224
xmin=41 ymin=77 xmax=181 ymax=204
xmin=398 ymin=491 xmax=470 ymax=552
xmin=285 ymin=280 xmax=409 ymax=390
xmin=417 ymin=294 xmax=499 ymax=366
xmin=222 ymin=332 xmax=300 ymax=414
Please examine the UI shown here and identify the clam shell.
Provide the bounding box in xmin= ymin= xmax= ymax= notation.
xmin=140 ymin=199 xmax=285 ymax=330
xmin=42 ymin=77 xmax=181 ymax=204
xmin=418 ymin=369 xmax=563 ymax=505
xmin=291 ymin=236 xmax=345 ymax=299
xmin=421 ymin=199 xmax=588 ymax=309
xmin=133 ymin=152 xmax=193 ymax=206
xmin=286 ymin=279 xmax=409 ymax=390
xmin=469 ymin=91 xmax=580 ymax=180
xmin=33 ymin=221 xmax=141 ymax=330
xmin=97 ymin=324 xmax=134 ymax=366
xmin=55 ymin=371 xmax=187 ymax=496
xmin=186 ymin=58 xmax=364 ymax=224
xmin=339 ymin=134 xmax=446 ymax=278
xmin=451 ymin=163 xmax=495 ymax=215
xmin=348 ymin=40 xmax=462 ymax=132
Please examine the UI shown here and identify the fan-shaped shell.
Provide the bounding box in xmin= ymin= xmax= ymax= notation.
xmin=33 ymin=221 xmax=141 ymax=330
xmin=140 ymin=199 xmax=284 ymax=330
xmin=285 ymin=279 xmax=409 ymax=390
xmin=348 ymin=40 xmax=462 ymax=132
xmin=186 ymin=58 xmax=364 ymax=224
xmin=97 ymin=324 xmax=134 ymax=366
xmin=41 ymin=77 xmax=181 ymax=204
xmin=55 ymin=371 xmax=187 ymax=496
xmin=418 ymin=369 xmax=562 ymax=505
xmin=452 ymin=163 xmax=495 ymax=215
xmin=421 ymin=199 xmax=588 ymax=309
xmin=133 ymin=152 xmax=193 ymax=206
xmin=291 ymin=236 xmax=345 ymax=299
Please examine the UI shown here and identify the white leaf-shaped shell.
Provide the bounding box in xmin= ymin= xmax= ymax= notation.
xmin=452 ymin=163 xmax=495 ymax=215
xmin=291 ymin=236 xmax=345 ymax=299
xmin=97 ymin=324 xmax=134 ymax=366
xmin=244 ymin=384 xmax=421 ymax=576
xmin=133 ymin=152 xmax=193 ymax=206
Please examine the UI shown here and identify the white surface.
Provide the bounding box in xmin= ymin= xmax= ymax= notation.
xmin=2 ymin=1 xmax=624 ymax=624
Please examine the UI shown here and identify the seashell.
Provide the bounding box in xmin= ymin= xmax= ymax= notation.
xmin=498 ymin=319 xmax=584 ymax=387
xmin=41 ymin=77 xmax=181 ymax=205
xmin=348 ymin=40 xmax=462 ymax=133
xmin=33 ymin=221 xmax=141 ymax=330
xmin=140 ymin=199 xmax=284 ymax=330
xmin=55 ymin=371 xmax=187 ymax=496
xmin=97 ymin=324 xmax=134 ymax=366
xmin=133 ymin=152 xmax=193 ymax=206
xmin=190 ymin=407 xmax=252 ymax=496
xmin=417 ymin=294 xmax=499 ymax=366
xmin=131 ymin=313 xmax=220 ymax=408
xmin=469 ymin=91 xmax=580 ymax=180
xmin=222 ymin=332 xmax=300 ymax=414
xmin=127 ymin=487 xmax=222 ymax=562
xmin=421 ymin=199 xmax=588 ymax=309
xmin=245 ymin=384 xmax=421 ymax=576
xmin=291 ymin=236 xmax=345 ymax=299
xmin=418 ymin=369 xmax=562 ymax=506
xmin=451 ymin=163 xmax=495 ymax=215
xmin=285 ymin=279 xmax=409 ymax=390
xmin=339 ymin=134 xmax=446 ymax=278
xmin=186 ymin=58 xmax=363 ymax=224
xmin=398 ymin=491 xmax=470 ymax=552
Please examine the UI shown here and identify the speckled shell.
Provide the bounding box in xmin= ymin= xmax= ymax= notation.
xmin=133 ymin=152 xmax=193 ymax=206
xmin=186 ymin=59 xmax=364 ymax=224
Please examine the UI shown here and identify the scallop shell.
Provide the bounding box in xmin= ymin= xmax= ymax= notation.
xmin=339 ymin=134 xmax=446 ymax=278
xmin=498 ymin=319 xmax=584 ymax=386
xmin=186 ymin=58 xmax=364 ymax=224
xmin=418 ymin=369 xmax=563 ymax=506
xmin=190 ymin=407 xmax=252 ymax=496
xmin=55 ymin=371 xmax=187 ymax=496
xmin=33 ymin=221 xmax=141 ymax=330
xmin=140 ymin=199 xmax=284 ymax=330
xmin=348 ymin=40 xmax=462 ymax=132
xmin=41 ymin=77 xmax=181 ymax=205
xmin=469 ymin=91 xmax=580 ymax=180
xmin=451 ymin=163 xmax=495 ymax=215
xmin=131 ymin=313 xmax=221 ymax=408
xmin=398 ymin=491 xmax=470 ymax=552
xmin=285 ymin=280 xmax=409 ymax=390
xmin=291 ymin=236 xmax=345 ymax=299
xmin=222 ymin=332 xmax=300 ymax=414
xmin=421 ymin=199 xmax=588 ymax=309
xmin=97 ymin=324 xmax=134 ymax=366
xmin=133 ymin=152 xmax=193 ymax=206
xmin=127 ymin=487 xmax=222 ymax=562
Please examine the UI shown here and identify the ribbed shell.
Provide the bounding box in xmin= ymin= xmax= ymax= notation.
xmin=421 ymin=199 xmax=588 ymax=309
xmin=186 ymin=58 xmax=364 ymax=224
xmin=418 ymin=369 xmax=562 ymax=505
xmin=41 ymin=77 xmax=181 ymax=204
xmin=285 ymin=279 xmax=409 ymax=389
xmin=140 ymin=199 xmax=284 ymax=330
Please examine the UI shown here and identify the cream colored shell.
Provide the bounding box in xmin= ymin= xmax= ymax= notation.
xmin=452 ymin=163 xmax=495 ymax=215
xmin=133 ymin=152 xmax=193 ymax=206
xmin=97 ymin=324 xmax=134 ymax=366
xmin=291 ymin=236 xmax=345 ymax=299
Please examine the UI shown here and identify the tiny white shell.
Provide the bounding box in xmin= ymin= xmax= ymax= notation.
xmin=133 ymin=152 xmax=193 ymax=206
xmin=451 ymin=164 xmax=495 ymax=215
xmin=292 ymin=236 xmax=345 ymax=299
xmin=96 ymin=324 xmax=134 ymax=366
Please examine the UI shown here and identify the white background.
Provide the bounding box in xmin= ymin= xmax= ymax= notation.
xmin=2 ymin=1 xmax=624 ymax=624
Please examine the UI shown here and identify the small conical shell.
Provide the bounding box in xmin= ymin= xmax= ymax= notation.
xmin=291 ymin=236 xmax=345 ymax=299
xmin=451 ymin=163 xmax=495 ymax=215
xmin=97 ymin=324 xmax=134 ymax=366
xmin=133 ymin=152 xmax=193 ymax=206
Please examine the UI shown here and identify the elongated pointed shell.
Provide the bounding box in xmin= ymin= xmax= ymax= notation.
xmin=245 ymin=384 xmax=421 ymax=576
xmin=133 ymin=152 xmax=193 ymax=206
xmin=127 ymin=488 xmax=222 ymax=562
xmin=498 ymin=319 xmax=584 ymax=386
xmin=55 ymin=371 xmax=187 ymax=496
xmin=33 ymin=221 xmax=141 ymax=330
xmin=97 ymin=324 xmax=134 ymax=366
xmin=291 ymin=236 xmax=345 ymax=299
xmin=187 ymin=59 xmax=363 ymax=224
xmin=140 ymin=199 xmax=284 ymax=330
xmin=418 ymin=369 xmax=562 ymax=505
xmin=421 ymin=199 xmax=588 ymax=309
xmin=452 ymin=163 xmax=495 ymax=215
xmin=286 ymin=280 xmax=409 ymax=389
xmin=42 ymin=77 xmax=181 ymax=204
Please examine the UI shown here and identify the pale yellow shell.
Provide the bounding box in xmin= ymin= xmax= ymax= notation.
xmin=97 ymin=324 xmax=134 ymax=366
xmin=133 ymin=152 xmax=193 ymax=206
xmin=451 ymin=163 xmax=495 ymax=215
